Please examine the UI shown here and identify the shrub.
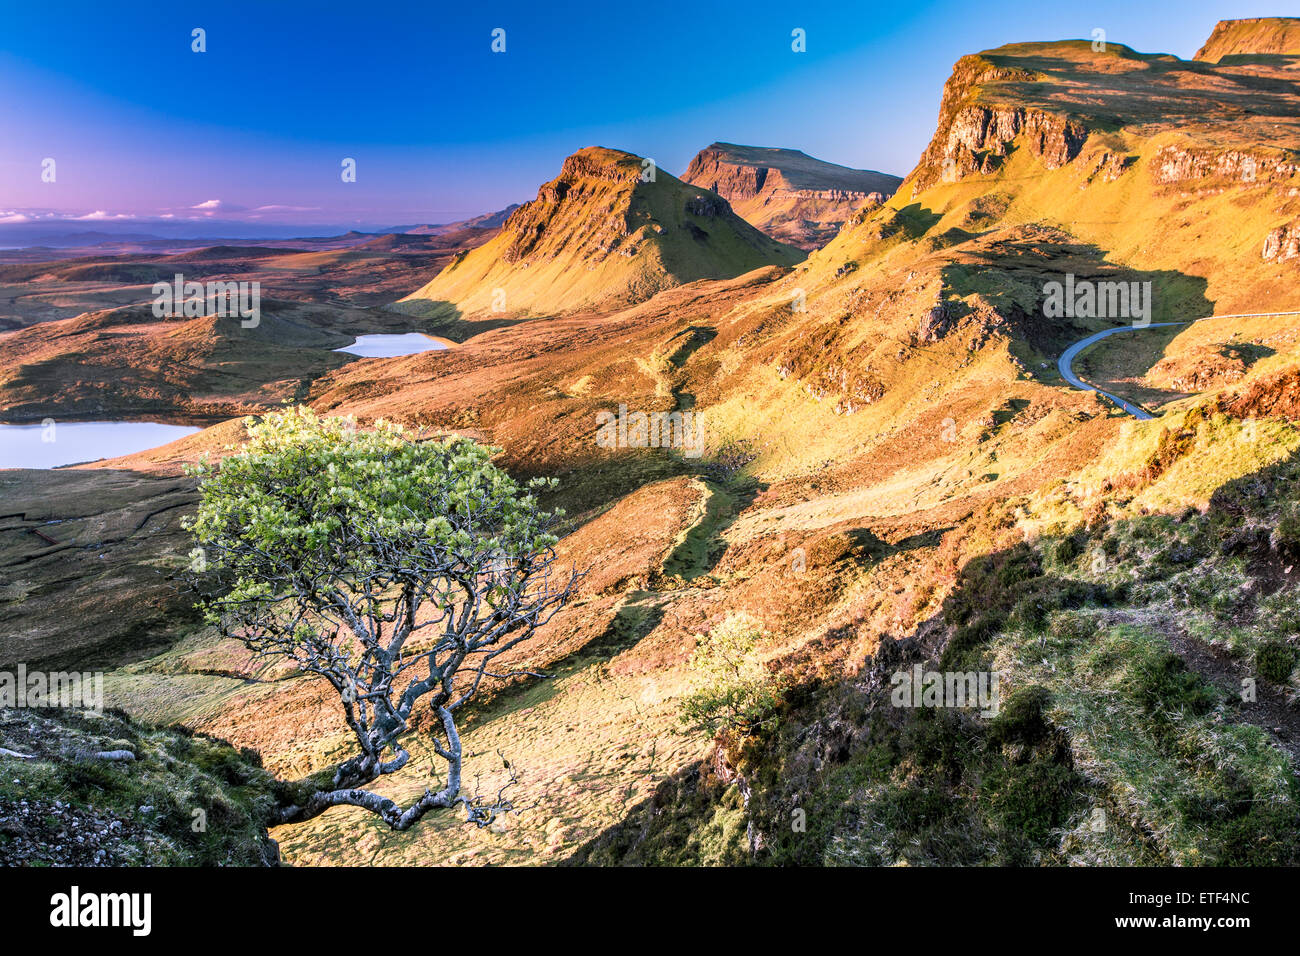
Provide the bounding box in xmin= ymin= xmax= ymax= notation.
xmin=1128 ymin=651 xmax=1216 ymax=720
xmin=983 ymin=760 xmax=1079 ymax=844
xmin=1256 ymin=640 xmax=1298 ymax=684
xmin=1273 ymin=505 xmax=1300 ymax=564
xmin=680 ymin=614 xmax=784 ymax=736
xmin=988 ymin=686 xmax=1052 ymax=747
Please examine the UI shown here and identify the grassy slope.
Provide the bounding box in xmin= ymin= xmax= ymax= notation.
xmin=576 ymin=402 xmax=1300 ymax=866
xmin=1195 ymin=17 xmax=1300 ymax=62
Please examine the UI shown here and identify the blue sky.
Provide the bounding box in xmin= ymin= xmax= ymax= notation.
xmin=0 ymin=0 xmax=1293 ymax=231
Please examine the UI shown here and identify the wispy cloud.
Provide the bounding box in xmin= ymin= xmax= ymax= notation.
xmin=192 ymin=199 xmax=249 ymax=215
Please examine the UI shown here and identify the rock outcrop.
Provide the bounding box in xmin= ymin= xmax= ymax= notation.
xmin=1263 ymin=222 xmax=1300 ymax=263
xmin=1152 ymin=145 xmax=1299 ymax=184
xmin=898 ymin=36 xmax=1300 ymax=208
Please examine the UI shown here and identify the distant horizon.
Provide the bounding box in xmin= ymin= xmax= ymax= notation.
xmin=3 ymin=0 xmax=1296 ymax=235
xmin=0 ymin=211 xmax=520 ymax=244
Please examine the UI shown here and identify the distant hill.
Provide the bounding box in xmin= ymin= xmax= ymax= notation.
xmin=396 ymin=205 xmax=523 ymax=236
xmin=160 ymin=245 xmax=299 ymax=262
xmin=395 ymin=146 xmax=803 ymax=319
xmin=681 ymin=143 xmax=901 ymax=250
xmin=353 ymin=233 xmax=444 ymax=251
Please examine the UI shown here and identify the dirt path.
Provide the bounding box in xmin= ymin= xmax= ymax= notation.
xmin=1162 ymin=624 xmax=1300 ymax=765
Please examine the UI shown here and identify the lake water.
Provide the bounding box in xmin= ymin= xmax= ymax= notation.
xmin=0 ymin=421 xmax=200 ymax=469
xmin=335 ymin=333 xmax=449 ymax=358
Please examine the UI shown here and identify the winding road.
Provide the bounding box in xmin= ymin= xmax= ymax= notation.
xmin=1057 ymin=311 xmax=1300 ymax=420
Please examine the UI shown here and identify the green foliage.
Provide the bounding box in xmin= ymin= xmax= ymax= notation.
xmin=1047 ymin=534 xmax=1081 ymax=568
xmin=749 ymin=695 xmax=1084 ymax=867
xmin=680 ymin=614 xmax=784 ymax=736
xmin=1255 ymin=640 xmax=1297 ymax=683
xmin=987 ymin=686 xmax=1053 ymax=747
xmin=982 ymin=760 xmax=1080 ymax=845
xmin=178 ymin=406 xmax=578 ymax=832
xmin=563 ymin=766 xmax=751 ymax=867
xmin=184 ymin=406 xmax=561 ymax=630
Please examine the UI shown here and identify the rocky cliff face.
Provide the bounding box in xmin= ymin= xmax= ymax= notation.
xmin=910 ymin=55 xmax=1089 ymax=196
xmin=499 ymin=150 xmax=645 ymax=264
xmin=682 ymin=143 xmax=900 ymax=250
xmin=1152 ymin=145 xmax=1300 ymax=184
xmin=684 ymin=150 xmax=768 ymax=201
xmin=805 ymin=35 xmax=1300 ymax=330
xmin=879 ymin=36 xmax=1300 ymax=294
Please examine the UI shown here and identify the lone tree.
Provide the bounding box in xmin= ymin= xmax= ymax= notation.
xmin=184 ymin=407 xmax=577 ymax=830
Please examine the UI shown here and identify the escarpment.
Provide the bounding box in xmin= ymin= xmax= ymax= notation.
xmin=682 ymin=143 xmax=901 ymax=250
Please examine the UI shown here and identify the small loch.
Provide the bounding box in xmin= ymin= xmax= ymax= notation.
xmin=0 ymin=421 xmax=200 ymax=469
xmin=335 ymin=333 xmax=449 ymax=358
